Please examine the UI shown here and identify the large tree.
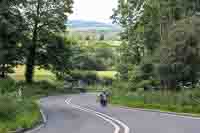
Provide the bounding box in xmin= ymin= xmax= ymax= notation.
xmin=38 ymin=35 xmax=73 ymax=80
xmin=159 ymin=15 xmax=200 ymax=88
xmin=20 ymin=0 xmax=73 ymax=83
xmin=0 ymin=0 xmax=24 ymax=78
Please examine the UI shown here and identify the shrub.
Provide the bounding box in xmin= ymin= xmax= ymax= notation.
xmin=181 ymin=106 xmax=193 ymax=113
xmin=193 ymin=106 xmax=200 ymax=113
xmin=192 ymin=88 xmax=200 ymax=97
xmin=110 ymin=81 xmax=129 ymax=96
xmin=135 ymin=80 xmax=153 ymax=90
xmin=15 ymin=100 xmax=41 ymax=129
xmin=0 ymin=78 xmax=16 ymax=94
xmin=15 ymin=81 xmax=60 ymax=97
xmin=0 ymin=96 xmax=17 ymax=120
xmin=71 ymin=71 xmax=99 ymax=84
xmin=0 ymin=127 xmax=8 ymax=133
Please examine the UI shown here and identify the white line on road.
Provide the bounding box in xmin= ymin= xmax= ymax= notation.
xmin=70 ymin=103 xmax=120 ymax=133
xmin=65 ymin=98 xmax=130 ymax=133
xmin=115 ymin=106 xmax=200 ymax=120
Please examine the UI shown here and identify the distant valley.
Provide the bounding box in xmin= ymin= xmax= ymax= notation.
xmin=66 ymin=20 xmax=121 ymax=40
xmin=67 ymin=20 xmax=121 ymax=32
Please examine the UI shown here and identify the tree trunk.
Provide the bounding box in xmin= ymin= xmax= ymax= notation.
xmin=25 ymin=42 xmax=36 ymax=83
xmin=25 ymin=1 xmax=39 ymax=83
xmin=0 ymin=64 xmax=6 ymax=78
xmin=25 ymin=21 xmax=38 ymax=83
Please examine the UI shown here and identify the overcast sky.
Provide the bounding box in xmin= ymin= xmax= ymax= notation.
xmin=69 ymin=0 xmax=118 ymax=23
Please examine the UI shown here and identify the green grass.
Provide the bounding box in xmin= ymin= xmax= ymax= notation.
xmin=0 ymin=78 xmax=68 ymax=133
xmin=0 ymin=97 xmax=41 ymax=133
xmin=96 ymin=71 xmax=117 ymax=79
xmin=111 ymin=92 xmax=200 ymax=115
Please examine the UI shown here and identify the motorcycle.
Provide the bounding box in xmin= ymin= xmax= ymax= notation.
xmin=99 ymin=93 xmax=108 ymax=107
xmin=100 ymin=98 xmax=107 ymax=107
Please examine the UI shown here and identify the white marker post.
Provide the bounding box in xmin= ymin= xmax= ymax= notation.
xmin=18 ymin=87 xmax=23 ymax=101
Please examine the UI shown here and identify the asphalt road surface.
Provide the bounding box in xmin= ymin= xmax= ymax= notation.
xmin=31 ymin=93 xmax=200 ymax=133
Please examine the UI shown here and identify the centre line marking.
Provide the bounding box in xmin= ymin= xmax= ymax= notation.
xmin=65 ymin=98 xmax=130 ymax=133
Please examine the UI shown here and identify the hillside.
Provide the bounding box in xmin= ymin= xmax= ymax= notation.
xmin=66 ymin=20 xmax=121 ymax=40
xmin=67 ymin=20 xmax=121 ymax=32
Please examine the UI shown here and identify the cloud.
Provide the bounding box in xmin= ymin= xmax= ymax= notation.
xmin=69 ymin=0 xmax=118 ymax=23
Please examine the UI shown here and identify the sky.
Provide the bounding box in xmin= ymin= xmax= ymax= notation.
xmin=69 ymin=0 xmax=118 ymax=24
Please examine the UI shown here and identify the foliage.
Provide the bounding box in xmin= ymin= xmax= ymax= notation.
xmin=99 ymin=34 xmax=105 ymax=41
xmin=109 ymin=81 xmax=129 ymax=96
xmin=0 ymin=78 xmax=66 ymax=98
xmin=16 ymin=80 xmax=66 ymax=97
xmin=159 ymin=15 xmax=200 ymax=88
xmin=0 ymin=78 xmax=16 ymax=94
xmin=71 ymin=71 xmax=99 ymax=84
xmin=70 ymin=42 xmax=110 ymax=71
xmin=0 ymin=96 xmax=41 ymax=132
xmin=85 ymin=35 xmax=91 ymax=41
xmin=37 ymin=35 xmax=73 ymax=80
xmin=0 ymin=0 xmax=24 ymax=78
xmin=111 ymin=89 xmax=200 ymax=114
xmin=113 ymin=0 xmax=200 ymax=90
xmin=20 ymin=0 xmax=73 ymax=83
xmin=0 ymin=96 xmax=18 ymax=120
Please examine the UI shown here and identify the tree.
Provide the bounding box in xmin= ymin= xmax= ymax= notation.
xmin=99 ymin=34 xmax=105 ymax=41
xmin=112 ymin=0 xmax=149 ymax=80
xmin=0 ymin=0 xmax=24 ymax=78
xmin=159 ymin=15 xmax=200 ymax=88
xmin=85 ymin=35 xmax=90 ymax=41
xmin=20 ymin=0 xmax=73 ymax=83
xmin=37 ymin=35 xmax=72 ymax=80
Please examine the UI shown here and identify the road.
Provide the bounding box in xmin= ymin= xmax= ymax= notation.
xmin=31 ymin=93 xmax=200 ymax=133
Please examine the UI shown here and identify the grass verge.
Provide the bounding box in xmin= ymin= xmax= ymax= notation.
xmin=111 ymin=95 xmax=200 ymax=116
xmin=0 ymin=96 xmax=41 ymax=133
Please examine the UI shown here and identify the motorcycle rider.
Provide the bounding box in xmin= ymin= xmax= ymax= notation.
xmin=99 ymin=91 xmax=108 ymax=107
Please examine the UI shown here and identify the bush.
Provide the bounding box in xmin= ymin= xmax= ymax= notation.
xmin=71 ymin=71 xmax=99 ymax=84
xmin=181 ymin=106 xmax=193 ymax=113
xmin=15 ymin=100 xmax=41 ymax=129
xmin=0 ymin=96 xmax=41 ymax=131
xmin=0 ymin=127 xmax=8 ymax=133
xmin=135 ymin=80 xmax=153 ymax=90
xmin=0 ymin=78 xmax=16 ymax=94
xmin=193 ymin=106 xmax=200 ymax=113
xmin=0 ymin=96 xmax=17 ymax=120
xmin=110 ymin=81 xmax=129 ymax=96
xmin=15 ymin=80 xmax=62 ymax=97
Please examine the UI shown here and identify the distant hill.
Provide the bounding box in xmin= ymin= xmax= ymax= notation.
xmin=67 ymin=20 xmax=121 ymax=32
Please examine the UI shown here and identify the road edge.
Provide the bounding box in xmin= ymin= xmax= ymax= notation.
xmin=10 ymin=103 xmax=47 ymax=133
xmin=111 ymin=104 xmax=200 ymax=119
xmin=24 ymin=105 xmax=47 ymax=133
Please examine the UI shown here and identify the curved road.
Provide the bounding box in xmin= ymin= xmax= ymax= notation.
xmin=31 ymin=93 xmax=200 ymax=133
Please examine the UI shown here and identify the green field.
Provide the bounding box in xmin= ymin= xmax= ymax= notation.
xmin=96 ymin=71 xmax=117 ymax=79
xmin=9 ymin=66 xmax=117 ymax=81
xmin=9 ymin=66 xmax=56 ymax=82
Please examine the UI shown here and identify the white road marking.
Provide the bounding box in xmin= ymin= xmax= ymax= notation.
xmin=70 ymin=104 xmax=120 ymax=133
xmin=65 ymin=98 xmax=130 ymax=133
xmin=116 ymin=106 xmax=200 ymax=120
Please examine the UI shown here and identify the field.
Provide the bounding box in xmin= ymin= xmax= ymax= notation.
xmin=9 ymin=66 xmax=56 ymax=82
xmin=9 ymin=65 xmax=117 ymax=82
xmin=96 ymin=71 xmax=117 ymax=79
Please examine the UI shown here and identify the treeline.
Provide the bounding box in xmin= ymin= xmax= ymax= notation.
xmin=113 ymin=0 xmax=200 ymax=90
xmin=0 ymin=0 xmax=73 ymax=83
